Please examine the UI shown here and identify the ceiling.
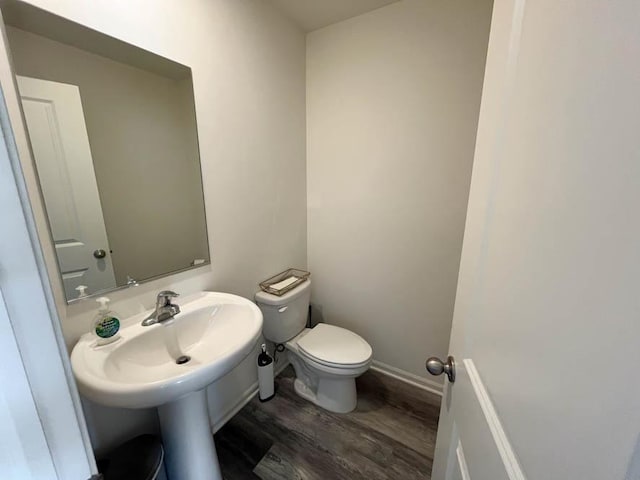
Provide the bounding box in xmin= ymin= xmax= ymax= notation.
xmin=268 ymin=0 xmax=401 ymax=32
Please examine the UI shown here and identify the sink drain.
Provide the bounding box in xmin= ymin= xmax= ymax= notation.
xmin=175 ymin=355 xmax=191 ymax=365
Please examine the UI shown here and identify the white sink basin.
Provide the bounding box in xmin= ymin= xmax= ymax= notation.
xmin=72 ymin=291 xmax=262 ymax=409
xmin=71 ymin=291 xmax=263 ymax=480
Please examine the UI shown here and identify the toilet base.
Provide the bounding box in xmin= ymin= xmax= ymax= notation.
xmin=288 ymin=352 xmax=361 ymax=413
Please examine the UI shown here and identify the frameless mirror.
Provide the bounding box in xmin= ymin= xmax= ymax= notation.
xmin=3 ymin=3 xmax=209 ymax=302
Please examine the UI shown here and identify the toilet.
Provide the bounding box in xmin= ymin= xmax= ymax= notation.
xmin=254 ymin=280 xmax=372 ymax=413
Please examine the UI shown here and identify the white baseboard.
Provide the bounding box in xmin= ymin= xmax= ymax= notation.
xmin=371 ymin=360 xmax=443 ymax=397
xmin=211 ymin=360 xmax=290 ymax=433
xmin=211 ymin=382 xmax=257 ymax=434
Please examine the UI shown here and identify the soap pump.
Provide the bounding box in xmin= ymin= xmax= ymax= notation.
xmin=93 ymin=297 xmax=121 ymax=346
xmin=75 ymin=285 xmax=89 ymax=299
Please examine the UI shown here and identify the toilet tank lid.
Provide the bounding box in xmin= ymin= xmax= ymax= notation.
xmin=255 ymin=279 xmax=311 ymax=306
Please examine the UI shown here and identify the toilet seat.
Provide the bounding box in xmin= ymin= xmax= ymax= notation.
xmin=297 ymin=324 xmax=372 ymax=369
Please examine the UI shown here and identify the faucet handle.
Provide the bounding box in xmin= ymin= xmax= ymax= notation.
xmin=158 ymin=290 xmax=179 ymax=297
xmin=157 ymin=290 xmax=179 ymax=305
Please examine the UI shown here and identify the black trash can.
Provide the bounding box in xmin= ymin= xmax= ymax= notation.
xmin=97 ymin=434 xmax=165 ymax=480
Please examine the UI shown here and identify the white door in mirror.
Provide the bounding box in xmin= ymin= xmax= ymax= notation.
xmin=17 ymin=76 xmax=116 ymax=300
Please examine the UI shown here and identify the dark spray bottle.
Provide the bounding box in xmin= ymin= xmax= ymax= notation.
xmin=258 ymin=344 xmax=275 ymax=402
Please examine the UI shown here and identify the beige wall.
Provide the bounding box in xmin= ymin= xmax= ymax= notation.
xmin=6 ymin=0 xmax=489 ymax=455
xmin=4 ymin=0 xmax=306 ymax=453
xmin=6 ymin=26 xmax=208 ymax=285
xmin=306 ymin=0 xmax=493 ymax=388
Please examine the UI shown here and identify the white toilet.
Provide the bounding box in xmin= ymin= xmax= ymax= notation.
xmin=255 ymin=280 xmax=372 ymax=413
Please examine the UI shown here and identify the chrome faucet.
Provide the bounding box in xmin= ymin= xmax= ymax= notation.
xmin=142 ymin=291 xmax=181 ymax=326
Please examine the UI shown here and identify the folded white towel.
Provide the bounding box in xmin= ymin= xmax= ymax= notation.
xmin=270 ymin=276 xmax=298 ymax=291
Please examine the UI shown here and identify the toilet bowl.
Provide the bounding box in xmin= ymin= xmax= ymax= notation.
xmin=255 ymin=280 xmax=372 ymax=413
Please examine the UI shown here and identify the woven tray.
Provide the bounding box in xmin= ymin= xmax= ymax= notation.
xmin=259 ymin=268 xmax=310 ymax=296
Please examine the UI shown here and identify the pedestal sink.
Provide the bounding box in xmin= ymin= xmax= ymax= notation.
xmin=71 ymin=292 xmax=263 ymax=480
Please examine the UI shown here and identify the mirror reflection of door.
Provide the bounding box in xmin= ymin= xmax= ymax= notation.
xmin=17 ymin=75 xmax=116 ymax=300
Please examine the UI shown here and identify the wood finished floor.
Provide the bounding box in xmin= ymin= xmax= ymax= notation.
xmin=214 ymin=366 xmax=441 ymax=480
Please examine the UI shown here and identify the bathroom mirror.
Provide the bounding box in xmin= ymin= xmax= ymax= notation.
xmin=3 ymin=3 xmax=209 ymax=302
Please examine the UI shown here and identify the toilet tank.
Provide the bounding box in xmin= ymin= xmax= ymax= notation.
xmin=254 ymin=280 xmax=311 ymax=344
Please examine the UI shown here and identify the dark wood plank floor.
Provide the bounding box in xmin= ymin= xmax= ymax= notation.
xmin=214 ymin=366 xmax=441 ymax=480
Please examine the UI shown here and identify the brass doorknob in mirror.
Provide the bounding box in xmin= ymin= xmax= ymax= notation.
xmin=426 ymin=355 xmax=456 ymax=383
xmin=93 ymin=249 xmax=107 ymax=259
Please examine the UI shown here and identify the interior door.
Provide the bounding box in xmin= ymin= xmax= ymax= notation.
xmin=0 ymin=289 xmax=59 ymax=480
xmin=429 ymin=0 xmax=640 ymax=479
xmin=17 ymin=75 xmax=116 ymax=300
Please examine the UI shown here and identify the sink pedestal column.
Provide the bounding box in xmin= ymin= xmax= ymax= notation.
xmin=158 ymin=389 xmax=221 ymax=480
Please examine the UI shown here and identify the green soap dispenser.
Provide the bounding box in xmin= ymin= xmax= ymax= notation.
xmin=93 ymin=297 xmax=121 ymax=346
